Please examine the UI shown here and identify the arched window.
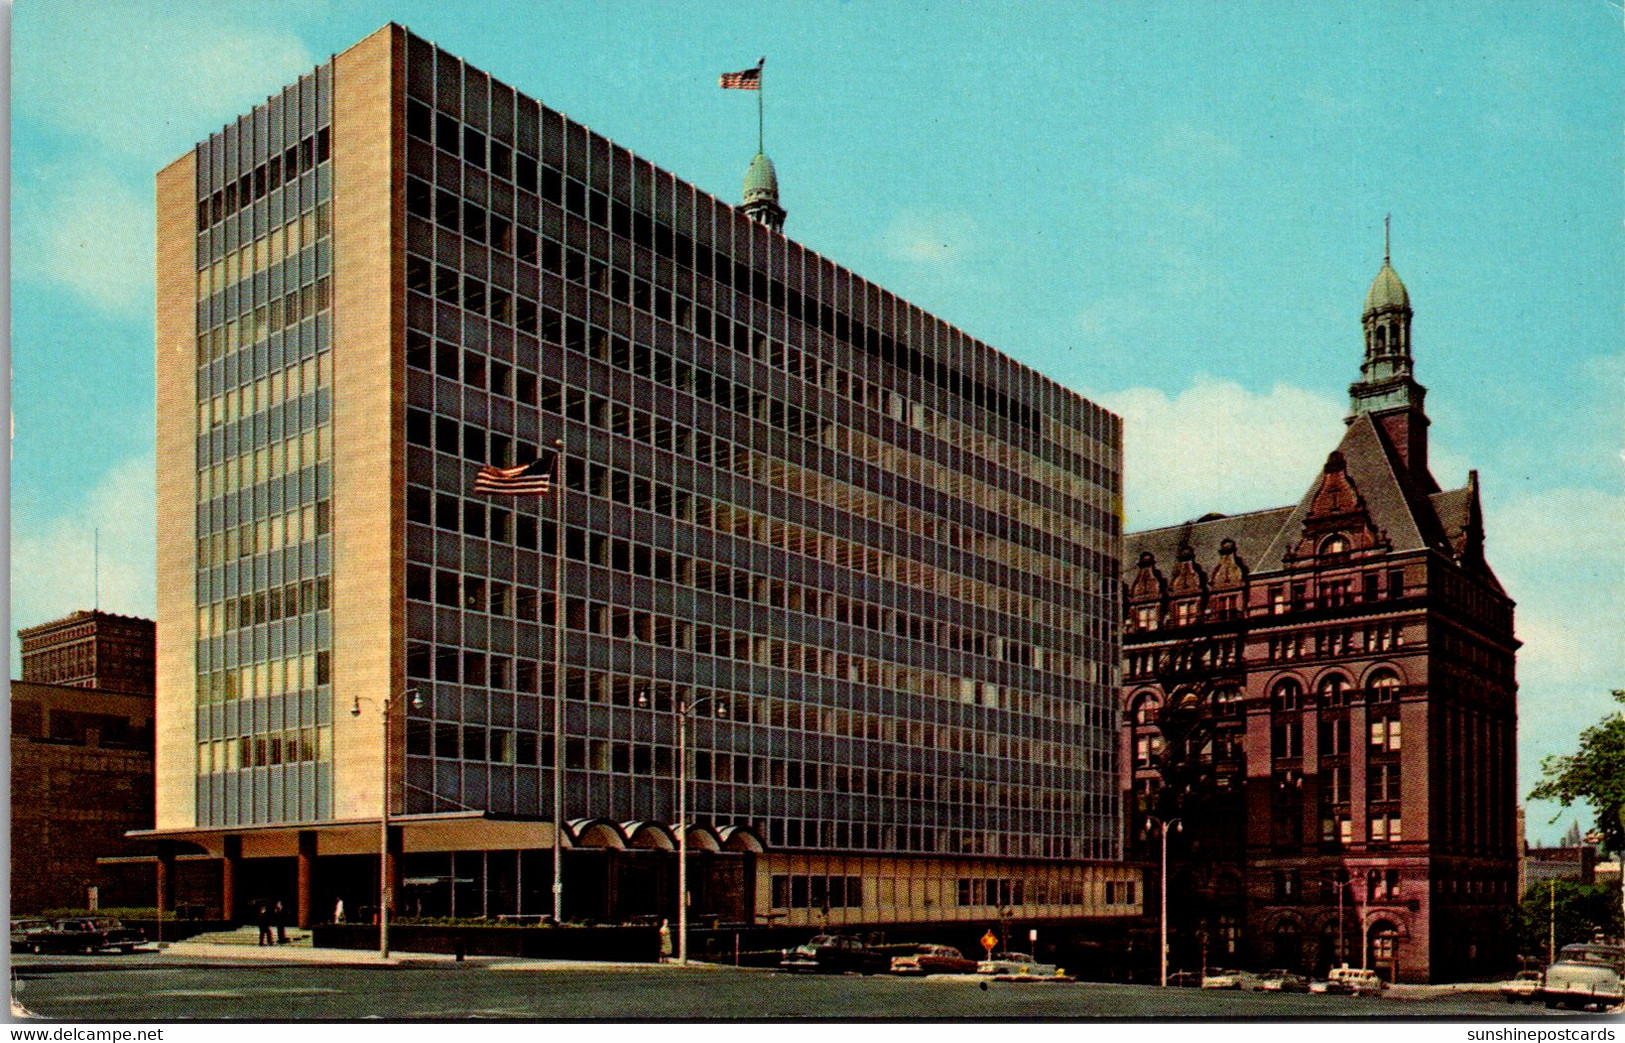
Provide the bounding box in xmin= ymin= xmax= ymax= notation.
xmin=1375 ymin=326 xmax=1388 ymax=351
xmin=1317 ymin=674 xmax=1348 ymax=707
xmin=1319 ymin=533 xmax=1350 ymax=556
xmin=1367 ymin=669 xmax=1402 ymax=703
xmin=1271 ymin=678 xmax=1302 ymax=712
xmin=1212 ymin=685 xmax=1242 ymax=716
xmin=1131 ymin=692 xmax=1161 ymax=725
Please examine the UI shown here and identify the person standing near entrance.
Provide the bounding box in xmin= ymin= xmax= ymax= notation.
xmin=659 ymin=919 xmax=673 ymax=962
xmin=334 ymin=898 xmax=345 ymax=924
xmin=274 ymin=900 xmax=288 ymax=944
xmin=255 ymin=901 xmax=273 ymax=946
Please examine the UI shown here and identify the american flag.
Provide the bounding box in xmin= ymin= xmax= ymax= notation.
xmin=719 ymin=59 xmax=764 ymax=90
xmin=473 ymin=456 xmax=554 ymax=496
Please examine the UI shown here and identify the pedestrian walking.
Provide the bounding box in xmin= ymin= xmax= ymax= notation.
xmin=659 ymin=919 xmax=673 ymax=962
xmin=255 ymin=901 xmax=272 ymax=946
xmin=274 ymin=900 xmax=288 ymax=943
xmin=333 ymin=898 xmax=345 ymax=924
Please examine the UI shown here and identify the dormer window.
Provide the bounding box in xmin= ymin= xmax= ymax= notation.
xmin=1320 ymin=533 xmax=1350 ymax=556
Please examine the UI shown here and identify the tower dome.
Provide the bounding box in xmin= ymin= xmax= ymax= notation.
xmin=741 ymin=152 xmax=786 ymax=232
xmin=1364 ymin=261 xmax=1410 ymax=315
xmin=743 ymin=152 xmax=779 ymax=206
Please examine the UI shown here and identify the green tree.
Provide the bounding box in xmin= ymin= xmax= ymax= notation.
xmin=1528 ymin=689 xmax=1625 ymax=853
xmin=1513 ymin=880 xmax=1622 ymax=960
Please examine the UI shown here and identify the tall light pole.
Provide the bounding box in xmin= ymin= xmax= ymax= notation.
xmin=1146 ymin=815 xmax=1182 ymax=987
xmin=550 ymin=438 xmax=566 ymax=926
xmin=642 ymin=691 xmax=725 ymax=965
xmin=351 ymin=687 xmax=421 ymax=959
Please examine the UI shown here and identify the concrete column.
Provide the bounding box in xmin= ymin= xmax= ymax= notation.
xmin=296 ymin=830 xmax=318 ymax=929
xmin=155 ymin=841 xmax=176 ymax=916
xmin=221 ymin=835 xmax=242 ymax=922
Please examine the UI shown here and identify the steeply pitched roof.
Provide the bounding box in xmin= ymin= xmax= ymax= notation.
xmin=1123 ymin=506 xmax=1294 ymax=583
xmin=1126 ymin=411 xmax=1496 ymax=587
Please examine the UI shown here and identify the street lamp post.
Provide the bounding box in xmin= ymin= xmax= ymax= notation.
xmin=351 ymin=687 xmax=421 ymax=959
xmin=641 ymin=691 xmax=724 ymax=965
xmin=1146 ymin=815 xmax=1182 ymax=987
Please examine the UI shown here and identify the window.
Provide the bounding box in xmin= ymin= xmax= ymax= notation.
xmin=1271 ymin=721 xmax=1302 ymax=759
xmin=1367 ymin=670 xmax=1401 ymax=702
xmin=1370 ymin=717 xmax=1401 ymax=752
xmin=1320 ymin=533 xmax=1350 ymax=556
xmin=1132 ymin=693 xmax=1160 ymax=725
xmin=1271 ymin=678 xmax=1302 ymax=712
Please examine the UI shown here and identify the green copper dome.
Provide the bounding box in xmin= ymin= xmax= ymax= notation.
xmin=1364 ymin=261 xmax=1410 ymax=314
xmin=743 ymin=152 xmax=779 ymax=206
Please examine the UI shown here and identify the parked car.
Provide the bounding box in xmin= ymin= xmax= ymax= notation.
xmin=1256 ymin=969 xmax=1311 ymax=993
xmin=1201 ymin=968 xmax=1258 ymax=990
xmin=1541 ymin=951 xmax=1624 ymax=1011
xmin=890 ymin=944 xmax=979 ymax=976
xmin=779 ymin=934 xmax=890 ymax=975
xmin=1499 ymin=970 xmax=1543 ymax=1004
xmin=977 ymin=952 xmax=1059 ymax=977
xmin=25 ymin=918 xmax=146 ymax=954
xmin=1166 ymin=970 xmax=1204 ymax=988
xmin=10 ymin=919 xmax=50 ymax=953
xmin=1325 ymin=966 xmax=1386 ymax=995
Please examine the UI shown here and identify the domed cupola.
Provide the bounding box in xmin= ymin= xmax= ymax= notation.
xmin=742 ymin=152 xmax=786 ymax=232
xmin=1349 ymin=216 xmax=1432 ymax=483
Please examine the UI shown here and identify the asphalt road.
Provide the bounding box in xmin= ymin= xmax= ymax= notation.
xmin=7 ymin=953 xmax=1599 ymax=1021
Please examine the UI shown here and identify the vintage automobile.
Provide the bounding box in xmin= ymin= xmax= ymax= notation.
xmin=976 ymin=951 xmax=1059 ymax=977
xmin=25 ymin=917 xmax=146 ymax=954
xmin=1200 ymin=968 xmax=1259 ymax=990
xmin=1255 ymin=969 xmax=1311 ymax=993
xmin=779 ymin=934 xmax=890 ymax=975
xmin=1541 ymin=950 xmax=1624 ymax=1011
xmin=10 ymin=919 xmax=50 ymax=953
xmin=890 ymin=944 xmax=979 ymax=976
xmin=1325 ymin=966 xmax=1387 ymax=995
xmin=1499 ymin=970 xmax=1544 ymax=1004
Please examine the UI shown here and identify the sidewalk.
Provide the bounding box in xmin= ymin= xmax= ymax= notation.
xmin=159 ymin=938 xmax=499 ymax=967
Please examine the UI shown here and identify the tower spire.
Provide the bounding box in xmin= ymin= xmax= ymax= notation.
xmin=1350 ymin=220 xmax=1432 ymax=483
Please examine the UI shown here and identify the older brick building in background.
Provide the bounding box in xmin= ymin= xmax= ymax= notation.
xmin=1119 ymin=249 xmax=1519 ymax=983
xmin=20 ymin=610 xmax=156 ymax=695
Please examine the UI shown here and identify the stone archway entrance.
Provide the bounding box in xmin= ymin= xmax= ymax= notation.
xmin=1367 ymin=919 xmax=1401 ymax=982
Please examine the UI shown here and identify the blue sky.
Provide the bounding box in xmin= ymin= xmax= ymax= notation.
xmin=12 ymin=1 xmax=1622 ymax=845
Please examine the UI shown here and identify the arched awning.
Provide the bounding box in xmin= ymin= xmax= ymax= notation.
xmin=622 ymin=821 xmax=676 ymax=851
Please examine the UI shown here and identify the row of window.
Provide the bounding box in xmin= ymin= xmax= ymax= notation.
xmin=408 ymin=286 xmax=1103 ymax=556
xmin=1270 ymin=716 xmax=1400 ymax=760
xmin=197 ymin=500 xmax=331 ymax=573
xmin=1268 ymin=570 xmax=1405 ymax=613
xmin=198 ymin=128 xmax=330 ymax=229
xmin=196 ymin=650 xmax=331 ymax=704
xmin=199 ymin=351 xmax=329 ymax=431
xmin=1266 ymin=624 xmax=1405 ymax=663
xmin=199 ymin=203 xmax=330 ymax=299
xmin=198 ymin=726 xmax=334 ymax=772
xmin=414 ymin=593 xmax=1086 ymax=722
xmin=198 ymin=429 xmax=331 ymax=517
xmin=198 ymin=576 xmax=332 ymax=638
xmin=199 ymin=272 xmax=331 ymax=365
xmin=771 ymin=875 xmax=864 ymax=910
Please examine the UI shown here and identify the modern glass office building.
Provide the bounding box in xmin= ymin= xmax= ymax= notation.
xmin=152 ymin=24 xmax=1133 ymax=932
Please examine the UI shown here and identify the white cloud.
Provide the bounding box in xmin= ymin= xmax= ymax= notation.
xmin=879 ymin=210 xmax=979 ymax=266
xmin=16 ymin=9 xmax=316 ymax=163
xmin=1093 ymin=377 xmax=1348 ymax=529
xmin=10 ymin=453 xmax=158 ymax=656
xmin=14 ymin=168 xmax=155 ymax=317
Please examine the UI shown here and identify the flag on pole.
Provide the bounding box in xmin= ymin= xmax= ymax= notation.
xmin=719 ymin=58 xmax=764 ymax=90
xmin=474 ymin=456 xmax=554 ymax=496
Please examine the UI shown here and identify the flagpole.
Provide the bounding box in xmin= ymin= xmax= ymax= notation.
xmin=758 ymin=59 xmax=765 ymax=155
xmin=551 ymin=437 xmax=566 ymax=925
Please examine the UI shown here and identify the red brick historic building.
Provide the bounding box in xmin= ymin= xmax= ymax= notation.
xmin=1119 ymin=248 xmax=1519 ymax=983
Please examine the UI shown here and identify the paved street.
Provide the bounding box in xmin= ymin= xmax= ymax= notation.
xmin=9 ymin=952 xmax=1604 ymax=1020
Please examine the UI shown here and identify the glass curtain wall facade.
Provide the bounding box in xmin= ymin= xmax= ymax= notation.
xmin=158 ymin=25 xmax=1130 ymax=925
xmin=190 ymin=63 xmax=338 ymax=825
